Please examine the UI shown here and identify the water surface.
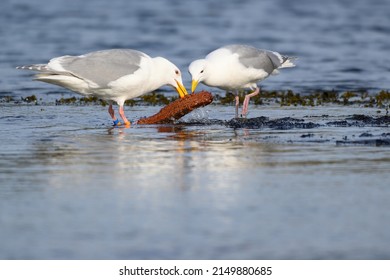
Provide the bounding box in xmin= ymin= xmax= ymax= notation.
xmin=1 ymin=0 xmax=390 ymax=259
xmin=1 ymin=105 xmax=389 ymax=259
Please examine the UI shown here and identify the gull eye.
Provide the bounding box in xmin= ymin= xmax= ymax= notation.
xmin=175 ymin=70 xmax=179 ymax=75
xmin=200 ymin=70 xmax=204 ymax=74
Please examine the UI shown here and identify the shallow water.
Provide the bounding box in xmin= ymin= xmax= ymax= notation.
xmin=1 ymin=0 xmax=390 ymax=260
xmin=1 ymin=104 xmax=389 ymax=259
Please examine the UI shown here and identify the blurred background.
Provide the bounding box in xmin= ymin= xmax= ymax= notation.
xmin=1 ymin=0 xmax=390 ymax=98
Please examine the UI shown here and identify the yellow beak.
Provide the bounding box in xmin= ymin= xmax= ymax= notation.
xmin=175 ymin=80 xmax=188 ymax=98
xmin=191 ymin=79 xmax=199 ymax=93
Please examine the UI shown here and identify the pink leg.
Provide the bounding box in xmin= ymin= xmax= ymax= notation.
xmin=119 ymin=105 xmax=131 ymax=126
xmin=242 ymin=87 xmax=260 ymax=117
xmin=108 ymin=103 xmax=116 ymax=120
xmin=235 ymin=94 xmax=240 ymax=118
xmin=109 ymin=103 xmax=123 ymax=126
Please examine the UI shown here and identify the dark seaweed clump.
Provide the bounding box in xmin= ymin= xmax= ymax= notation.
xmin=327 ymin=115 xmax=390 ymax=127
xmin=218 ymin=115 xmax=390 ymax=146
xmin=214 ymin=90 xmax=390 ymax=108
xmin=0 ymin=94 xmax=40 ymax=104
xmin=215 ymin=114 xmax=390 ymax=130
xmin=336 ymin=138 xmax=390 ymax=146
xmin=2 ymin=90 xmax=390 ymax=109
xmin=54 ymin=96 xmax=109 ymax=106
xmin=54 ymin=92 xmax=175 ymax=106
xmin=226 ymin=116 xmax=319 ymax=129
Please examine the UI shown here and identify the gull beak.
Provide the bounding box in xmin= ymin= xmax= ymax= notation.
xmin=175 ymin=80 xmax=188 ymax=98
xmin=191 ymin=79 xmax=199 ymax=93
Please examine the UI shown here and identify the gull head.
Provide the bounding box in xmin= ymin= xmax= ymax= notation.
xmin=189 ymin=59 xmax=207 ymax=93
xmin=155 ymin=57 xmax=188 ymax=98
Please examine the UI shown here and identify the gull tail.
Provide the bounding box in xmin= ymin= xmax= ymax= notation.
xmin=16 ymin=64 xmax=49 ymax=71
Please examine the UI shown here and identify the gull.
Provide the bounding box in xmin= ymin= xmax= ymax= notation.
xmin=17 ymin=49 xmax=188 ymax=126
xmin=189 ymin=44 xmax=296 ymax=117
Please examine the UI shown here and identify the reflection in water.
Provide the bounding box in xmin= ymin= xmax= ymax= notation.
xmin=1 ymin=106 xmax=390 ymax=259
xmin=3 ymin=117 xmax=388 ymax=194
xmin=27 ymin=123 xmax=390 ymax=181
xmin=23 ymin=124 xmax=268 ymax=192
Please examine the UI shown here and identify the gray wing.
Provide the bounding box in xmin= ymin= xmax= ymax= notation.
xmin=55 ymin=49 xmax=147 ymax=87
xmin=224 ymin=45 xmax=286 ymax=74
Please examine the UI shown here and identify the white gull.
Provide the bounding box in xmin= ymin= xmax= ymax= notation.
xmin=189 ymin=44 xmax=296 ymax=117
xmin=17 ymin=49 xmax=188 ymax=126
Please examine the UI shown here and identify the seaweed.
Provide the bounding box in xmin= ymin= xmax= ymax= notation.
xmin=22 ymin=95 xmax=38 ymax=104
xmin=375 ymin=90 xmax=390 ymax=107
xmin=225 ymin=116 xmax=319 ymax=129
xmin=139 ymin=92 xmax=173 ymax=105
xmin=8 ymin=89 xmax=390 ymax=109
